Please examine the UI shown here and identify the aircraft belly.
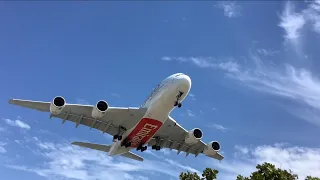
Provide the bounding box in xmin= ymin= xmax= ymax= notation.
xmin=119 ymin=82 xmax=179 ymax=149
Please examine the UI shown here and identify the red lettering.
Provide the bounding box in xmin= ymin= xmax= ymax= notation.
xmin=126 ymin=118 xmax=163 ymax=148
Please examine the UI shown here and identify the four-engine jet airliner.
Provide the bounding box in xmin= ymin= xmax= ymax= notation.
xmin=8 ymin=73 xmax=224 ymax=162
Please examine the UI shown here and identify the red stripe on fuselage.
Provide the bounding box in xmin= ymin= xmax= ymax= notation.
xmin=127 ymin=118 xmax=163 ymax=148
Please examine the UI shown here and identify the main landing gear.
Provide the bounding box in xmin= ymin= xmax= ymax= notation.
xmin=137 ymin=144 xmax=147 ymax=152
xmin=174 ymin=91 xmax=184 ymax=108
xmin=121 ymin=138 xmax=132 ymax=148
xmin=113 ymin=126 xmax=126 ymax=141
xmin=113 ymin=134 xmax=122 ymax=141
xmin=152 ymin=145 xmax=161 ymax=151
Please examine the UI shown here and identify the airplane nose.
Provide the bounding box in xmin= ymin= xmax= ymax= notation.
xmin=179 ymin=74 xmax=192 ymax=90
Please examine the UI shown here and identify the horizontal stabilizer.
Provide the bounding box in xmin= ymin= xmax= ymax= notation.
xmin=71 ymin=141 xmax=144 ymax=162
xmin=72 ymin=141 xmax=111 ymax=152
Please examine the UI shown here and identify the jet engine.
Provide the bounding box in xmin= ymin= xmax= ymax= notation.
xmin=92 ymin=100 xmax=109 ymax=119
xmin=184 ymin=128 xmax=203 ymax=144
xmin=203 ymin=141 xmax=221 ymax=156
xmin=50 ymin=96 xmax=66 ymax=115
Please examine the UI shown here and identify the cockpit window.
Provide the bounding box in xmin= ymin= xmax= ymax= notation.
xmin=175 ymin=73 xmax=183 ymax=77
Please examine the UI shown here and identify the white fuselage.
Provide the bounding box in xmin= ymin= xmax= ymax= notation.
xmin=108 ymin=73 xmax=192 ymax=155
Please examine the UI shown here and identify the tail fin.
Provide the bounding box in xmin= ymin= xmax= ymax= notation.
xmin=71 ymin=141 xmax=144 ymax=162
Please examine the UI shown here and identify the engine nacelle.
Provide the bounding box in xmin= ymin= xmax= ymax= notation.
xmin=184 ymin=128 xmax=203 ymax=144
xmin=92 ymin=100 xmax=109 ymax=119
xmin=50 ymin=96 xmax=66 ymax=115
xmin=203 ymin=141 xmax=221 ymax=156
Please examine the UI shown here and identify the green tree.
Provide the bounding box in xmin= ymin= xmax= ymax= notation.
xmin=238 ymin=162 xmax=298 ymax=180
xmin=201 ymin=168 xmax=219 ymax=180
xmin=179 ymin=168 xmax=219 ymax=180
xmin=179 ymin=171 xmax=201 ymax=180
xmin=305 ymin=176 xmax=320 ymax=180
xmin=236 ymin=175 xmax=250 ymax=180
xmin=179 ymin=162 xmax=320 ymax=180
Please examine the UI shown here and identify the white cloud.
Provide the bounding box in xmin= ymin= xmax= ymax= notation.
xmin=215 ymin=1 xmax=241 ymax=18
xmin=76 ymin=98 xmax=90 ymax=105
xmin=279 ymin=1 xmax=306 ymax=41
xmin=303 ymin=0 xmax=320 ymax=34
xmin=111 ymin=93 xmax=121 ymax=98
xmin=209 ymin=124 xmax=228 ymax=132
xmin=6 ymin=136 xmax=200 ymax=180
xmin=278 ymin=1 xmax=320 ymax=54
xmin=188 ymin=93 xmax=196 ymax=100
xmin=161 ymin=56 xmax=240 ymax=73
xmin=187 ymin=109 xmax=195 ymax=117
xmin=0 ymin=142 xmax=7 ymax=153
xmin=234 ymin=145 xmax=249 ymax=155
xmin=3 ymin=118 xmax=30 ymax=130
xmin=211 ymin=143 xmax=320 ymax=179
xmin=256 ymin=48 xmax=279 ymax=56
xmin=161 ymin=56 xmax=172 ymax=61
xmin=161 ymin=52 xmax=320 ymax=126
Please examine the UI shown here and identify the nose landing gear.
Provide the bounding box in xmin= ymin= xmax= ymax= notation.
xmin=174 ymin=91 xmax=184 ymax=108
xmin=174 ymin=101 xmax=182 ymax=108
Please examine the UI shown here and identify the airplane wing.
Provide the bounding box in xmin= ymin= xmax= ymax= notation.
xmin=72 ymin=141 xmax=144 ymax=161
xmin=8 ymin=98 xmax=147 ymax=136
xmin=148 ymin=116 xmax=224 ymax=161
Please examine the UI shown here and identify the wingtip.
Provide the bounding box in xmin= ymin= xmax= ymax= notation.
xmin=71 ymin=142 xmax=79 ymax=145
xmin=8 ymin=99 xmax=14 ymax=104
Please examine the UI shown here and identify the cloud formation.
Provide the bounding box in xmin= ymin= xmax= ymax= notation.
xmin=3 ymin=118 xmax=31 ymax=130
xmin=209 ymin=124 xmax=228 ymax=132
xmin=161 ymin=48 xmax=320 ymax=126
xmin=212 ymin=143 xmax=320 ymax=179
xmin=0 ymin=142 xmax=7 ymax=153
xmin=279 ymin=1 xmax=320 ymax=54
xmin=187 ymin=109 xmax=196 ymax=117
xmin=6 ymin=134 xmax=199 ymax=180
xmin=111 ymin=93 xmax=121 ymax=98
xmin=214 ymin=1 xmax=241 ymax=18
xmin=188 ymin=93 xmax=196 ymax=100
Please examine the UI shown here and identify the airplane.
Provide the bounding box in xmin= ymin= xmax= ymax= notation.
xmin=8 ymin=73 xmax=224 ymax=162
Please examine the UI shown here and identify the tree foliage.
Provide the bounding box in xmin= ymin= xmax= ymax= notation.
xmin=179 ymin=162 xmax=319 ymax=180
xmin=179 ymin=167 xmax=219 ymax=180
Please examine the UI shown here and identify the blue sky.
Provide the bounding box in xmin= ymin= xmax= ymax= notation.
xmin=1 ymin=1 xmax=320 ymax=180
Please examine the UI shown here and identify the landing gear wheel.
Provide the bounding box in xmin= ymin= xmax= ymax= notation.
xmin=124 ymin=142 xmax=131 ymax=148
xmin=141 ymin=146 xmax=147 ymax=152
xmin=174 ymin=101 xmax=178 ymax=106
xmin=113 ymin=135 xmax=122 ymax=141
xmin=152 ymin=145 xmax=161 ymax=151
xmin=137 ymin=144 xmax=147 ymax=152
xmin=113 ymin=135 xmax=119 ymax=140
xmin=121 ymin=138 xmax=131 ymax=148
xmin=178 ymin=103 xmax=182 ymax=108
